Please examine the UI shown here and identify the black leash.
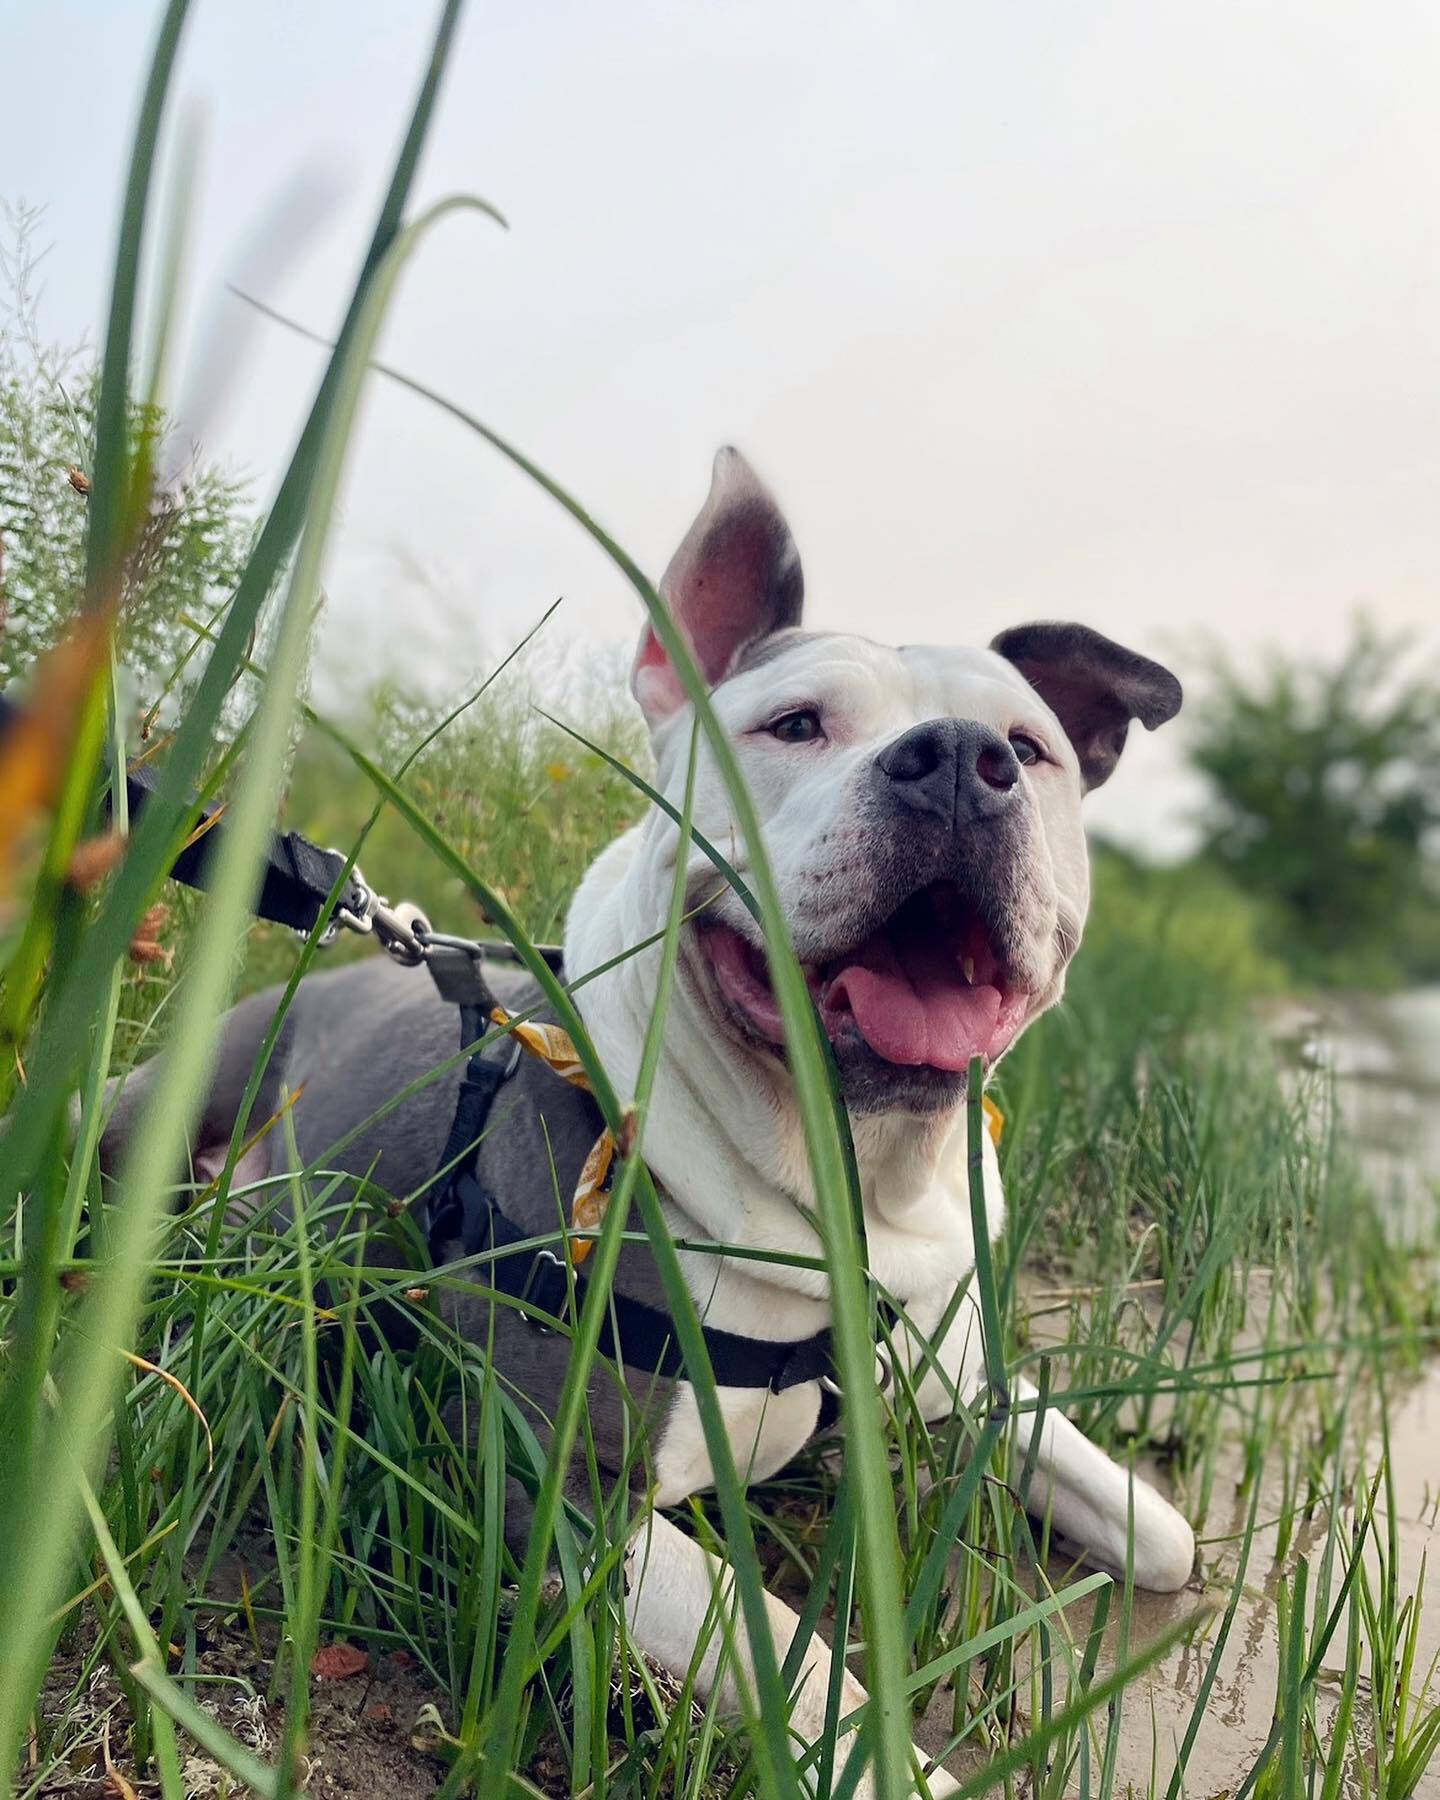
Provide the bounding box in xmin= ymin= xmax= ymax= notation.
xmin=0 ymin=689 xmax=371 ymax=938
xmin=2 ymin=686 xmax=843 ymax=1416
xmin=0 ymin=688 xmax=560 ymax=967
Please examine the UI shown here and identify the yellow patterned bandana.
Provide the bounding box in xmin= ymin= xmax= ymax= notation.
xmin=490 ymin=1008 xmax=613 ymax=1266
xmin=491 ymin=1007 xmax=1004 ymax=1267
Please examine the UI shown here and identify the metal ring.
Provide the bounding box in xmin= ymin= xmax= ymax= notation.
xmin=518 ymin=1247 xmax=566 ymax=1332
xmin=375 ymin=899 xmax=433 ymax=966
xmin=820 ymin=1347 xmax=894 ymax=1399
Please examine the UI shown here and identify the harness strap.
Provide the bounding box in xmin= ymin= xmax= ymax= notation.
xmin=434 ymin=1169 xmax=839 ymax=1403
xmin=421 ymin=1008 xmax=843 ymax=1424
xmin=432 ymin=1003 xmax=521 ymax=1180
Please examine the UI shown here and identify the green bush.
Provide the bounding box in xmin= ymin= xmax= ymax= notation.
xmin=0 ymin=310 xmax=253 ymax=708
xmin=1188 ymin=621 xmax=1440 ymax=987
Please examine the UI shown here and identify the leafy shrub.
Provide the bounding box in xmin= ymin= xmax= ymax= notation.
xmin=1188 ymin=621 xmax=1440 ymax=987
xmin=0 ymin=206 xmax=253 ymax=706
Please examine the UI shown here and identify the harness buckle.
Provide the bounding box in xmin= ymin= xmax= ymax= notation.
xmin=517 ymin=1248 xmax=568 ymax=1332
xmin=425 ymin=939 xmax=500 ymax=1010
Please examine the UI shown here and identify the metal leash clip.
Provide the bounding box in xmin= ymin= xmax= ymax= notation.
xmin=326 ymin=866 xmax=376 ymax=943
xmin=323 ymin=858 xmax=431 ymax=965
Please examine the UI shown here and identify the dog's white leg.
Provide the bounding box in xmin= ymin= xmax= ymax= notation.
xmin=622 ymin=1509 xmax=958 ymax=1798
xmin=906 ymin=1295 xmax=1194 ymax=1593
xmin=1007 ymin=1376 xmax=1195 ymax=1592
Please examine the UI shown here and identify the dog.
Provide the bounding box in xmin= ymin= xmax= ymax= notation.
xmin=103 ymin=447 xmax=1193 ymax=1796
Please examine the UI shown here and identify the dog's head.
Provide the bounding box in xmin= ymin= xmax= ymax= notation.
xmin=601 ymin=447 xmax=1180 ymax=1119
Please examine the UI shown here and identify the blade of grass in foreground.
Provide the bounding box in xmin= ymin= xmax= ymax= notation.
xmin=0 ymin=0 xmax=198 ymax=1761
xmin=537 ymin=704 xmax=759 ymax=923
xmin=966 ymin=1054 xmax=1009 ymax=1402
xmin=0 ymin=0 xmax=469 ymax=1222
xmin=0 ymin=0 xmax=200 ymax=1155
xmin=0 ymin=255 xmax=312 ymax=1796
xmin=83 ymin=0 xmax=193 ymax=598
xmin=238 ymin=304 xmax=915 ymax=1800
xmin=467 ymin=727 xmax=787 ymax=1800
xmin=86 ymin=194 xmax=506 ymax=1800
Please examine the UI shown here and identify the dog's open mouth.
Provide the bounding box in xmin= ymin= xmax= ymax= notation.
xmin=700 ymin=882 xmax=1031 ymax=1073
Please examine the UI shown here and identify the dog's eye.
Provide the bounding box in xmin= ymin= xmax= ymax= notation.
xmin=1009 ymin=732 xmax=1044 ymax=766
xmin=768 ymin=709 xmax=824 ymax=744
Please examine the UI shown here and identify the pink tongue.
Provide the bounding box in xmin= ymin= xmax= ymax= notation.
xmin=826 ymin=936 xmax=1003 ymax=1072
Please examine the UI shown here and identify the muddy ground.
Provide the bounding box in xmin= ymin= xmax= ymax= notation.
xmin=32 ymin=1628 xmax=456 ymax=1797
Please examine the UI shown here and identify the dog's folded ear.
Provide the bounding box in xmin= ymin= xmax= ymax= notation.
xmin=632 ymin=447 xmax=804 ymax=725
xmin=990 ymin=622 xmax=1182 ymax=791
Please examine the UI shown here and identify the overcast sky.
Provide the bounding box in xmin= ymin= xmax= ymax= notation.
xmin=7 ymin=1 xmax=1440 ymax=852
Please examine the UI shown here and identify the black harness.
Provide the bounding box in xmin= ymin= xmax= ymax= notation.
xmin=2 ymin=690 xmax=843 ymax=1420
xmin=419 ymin=951 xmax=843 ymax=1425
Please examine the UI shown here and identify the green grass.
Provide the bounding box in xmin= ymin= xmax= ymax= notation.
xmin=3 ymin=10 xmax=1440 ymax=1798
xmin=18 ymin=787 xmax=1435 ymax=1798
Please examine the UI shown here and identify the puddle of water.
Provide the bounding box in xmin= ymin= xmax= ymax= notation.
xmin=1271 ymin=986 xmax=1440 ymax=1243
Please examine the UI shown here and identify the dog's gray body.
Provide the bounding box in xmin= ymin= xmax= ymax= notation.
xmin=104 ymin=954 xmax=690 ymax=1540
xmin=105 ymin=449 xmax=1195 ymax=1795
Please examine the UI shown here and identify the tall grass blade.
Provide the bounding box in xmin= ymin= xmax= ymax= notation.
xmin=238 ymin=301 xmax=915 ymax=1799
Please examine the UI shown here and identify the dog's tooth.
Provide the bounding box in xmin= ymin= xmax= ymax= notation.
xmin=961 ymin=956 xmax=976 ymax=985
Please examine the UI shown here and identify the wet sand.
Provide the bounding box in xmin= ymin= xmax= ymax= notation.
xmin=1090 ymin=990 xmax=1440 ymax=1794
xmin=1100 ymin=1358 xmax=1440 ymax=1794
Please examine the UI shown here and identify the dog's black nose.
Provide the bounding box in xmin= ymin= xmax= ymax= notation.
xmin=875 ymin=719 xmax=1020 ymax=821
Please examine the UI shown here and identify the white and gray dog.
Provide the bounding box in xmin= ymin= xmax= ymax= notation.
xmin=106 ymin=448 xmax=1194 ymax=1795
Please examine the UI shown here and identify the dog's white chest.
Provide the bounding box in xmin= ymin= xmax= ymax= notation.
xmin=641 ymin=1139 xmax=1002 ymax=1506
xmin=647 ymin=1276 xmax=990 ymax=1506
